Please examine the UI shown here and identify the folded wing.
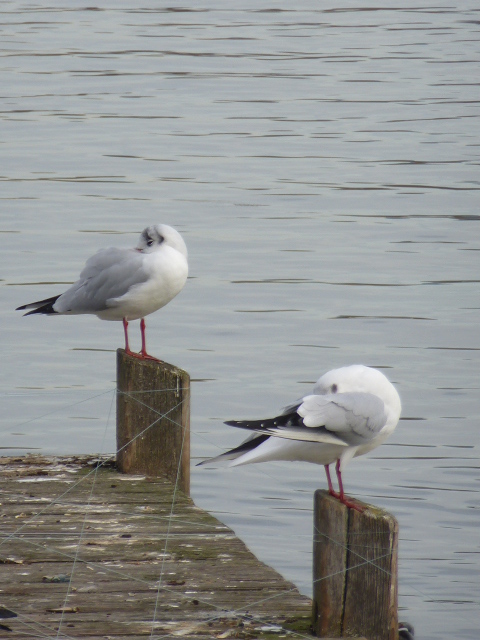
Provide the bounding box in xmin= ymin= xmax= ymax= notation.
xmin=54 ymin=248 xmax=149 ymax=313
xmin=226 ymin=393 xmax=388 ymax=447
xmin=296 ymin=392 xmax=388 ymax=445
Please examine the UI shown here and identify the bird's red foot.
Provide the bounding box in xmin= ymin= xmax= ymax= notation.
xmin=125 ymin=348 xmax=162 ymax=362
xmin=139 ymin=350 xmax=162 ymax=362
xmin=328 ymin=488 xmax=341 ymax=500
xmin=327 ymin=488 xmax=366 ymax=512
xmin=339 ymin=494 xmax=366 ymax=512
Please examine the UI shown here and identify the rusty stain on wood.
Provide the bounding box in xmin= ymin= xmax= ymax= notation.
xmin=0 ymin=455 xmax=312 ymax=639
xmin=313 ymin=490 xmax=398 ymax=640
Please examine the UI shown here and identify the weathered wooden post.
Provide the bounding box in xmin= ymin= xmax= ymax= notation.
xmin=116 ymin=349 xmax=190 ymax=495
xmin=313 ymin=490 xmax=398 ymax=640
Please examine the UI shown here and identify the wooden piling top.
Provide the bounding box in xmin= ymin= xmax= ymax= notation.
xmin=0 ymin=455 xmax=313 ymax=639
xmin=313 ymin=490 xmax=398 ymax=640
xmin=116 ymin=349 xmax=191 ymax=495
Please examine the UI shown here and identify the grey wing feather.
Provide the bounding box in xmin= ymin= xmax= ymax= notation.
xmin=252 ymin=400 xmax=349 ymax=447
xmin=297 ymin=392 xmax=388 ymax=445
xmin=261 ymin=424 xmax=349 ymax=446
xmin=55 ymin=248 xmax=148 ymax=313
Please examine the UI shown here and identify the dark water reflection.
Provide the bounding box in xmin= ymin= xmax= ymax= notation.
xmin=1 ymin=3 xmax=479 ymax=639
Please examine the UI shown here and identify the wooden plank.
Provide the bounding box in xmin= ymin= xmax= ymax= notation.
xmin=116 ymin=349 xmax=190 ymax=494
xmin=312 ymin=490 xmax=398 ymax=640
xmin=0 ymin=455 xmax=312 ymax=639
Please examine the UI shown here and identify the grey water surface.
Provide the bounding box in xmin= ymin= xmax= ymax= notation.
xmin=1 ymin=2 xmax=479 ymax=638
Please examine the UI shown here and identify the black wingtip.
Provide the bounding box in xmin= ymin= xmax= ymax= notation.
xmin=224 ymin=410 xmax=303 ymax=432
xmin=15 ymin=295 xmax=60 ymax=316
xmin=23 ymin=307 xmax=53 ymax=316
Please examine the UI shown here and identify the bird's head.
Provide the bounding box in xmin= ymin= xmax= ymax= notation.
xmin=313 ymin=364 xmax=402 ymax=425
xmin=136 ymin=224 xmax=188 ymax=258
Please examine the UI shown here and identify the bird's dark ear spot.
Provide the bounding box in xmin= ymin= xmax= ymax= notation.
xmin=331 ymin=384 xmax=338 ymax=393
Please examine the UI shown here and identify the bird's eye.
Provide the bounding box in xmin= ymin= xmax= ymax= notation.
xmin=146 ymin=237 xmax=153 ymax=247
xmin=331 ymin=384 xmax=338 ymax=393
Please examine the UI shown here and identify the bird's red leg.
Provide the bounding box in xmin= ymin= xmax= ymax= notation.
xmin=324 ymin=464 xmax=340 ymax=499
xmin=123 ymin=318 xmax=160 ymax=361
xmin=335 ymin=459 xmax=364 ymax=512
xmin=140 ymin=318 xmax=147 ymax=356
xmin=123 ymin=318 xmax=133 ymax=355
xmin=139 ymin=318 xmax=161 ymax=361
xmin=123 ymin=317 xmax=150 ymax=360
xmin=336 ymin=459 xmax=345 ymax=501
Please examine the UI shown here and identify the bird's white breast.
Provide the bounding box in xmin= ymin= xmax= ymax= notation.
xmin=99 ymin=246 xmax=188 ymax=321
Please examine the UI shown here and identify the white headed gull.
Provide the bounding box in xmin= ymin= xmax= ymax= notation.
xmin=199 ymin=365 xmax=401 ymax=511
xmin=16 ymin=224 xmax=188 ymax=359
